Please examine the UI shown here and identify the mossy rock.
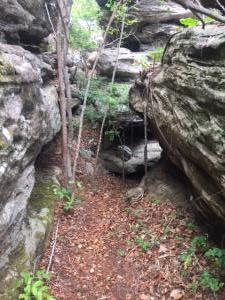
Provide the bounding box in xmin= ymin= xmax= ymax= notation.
xmin=0 ymin=171 xmax=56 ymax=299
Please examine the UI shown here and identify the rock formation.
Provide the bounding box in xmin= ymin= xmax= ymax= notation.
xmin=130 ymin=25 xmax=225 ymax=236
xmin=0 ymin=0 xmax=60 ymax=297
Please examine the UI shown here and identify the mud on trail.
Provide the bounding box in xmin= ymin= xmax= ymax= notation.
xmin=40 ymin=128 xmax=223 ymax=300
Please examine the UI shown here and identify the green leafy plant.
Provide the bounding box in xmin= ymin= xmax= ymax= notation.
xmin=136 ymin=236 xmax=150 ymax=252
xmin=134 ymin=55 xmax=150 ymax=70
xmin=191 ymin=235 xmax=208 ymax=251
xmin=118 ymin=249 xmax=126 ymax=257
xmin=53 ymin=182 xmax=83 ymax=213
xmin=152 ymin=199 xmax=161 ymax=205
xmin=186 ymin=221 xmax=197 ymax=231
xmin=104 ymin=129 xmax=119 ymax=142
xmin=204 ymin=247 xmax=225 ymax=268
xmin=180 ymin=17 xmax=200 ymax=27
xmin=180 ymin=235 xmax=208 ymax=269
xmin=70 ymin=0 xmax=102 ymax=50
xmin=199 ymin=271 xmax=224 ymax=294
xmin=148 ymin=47 xmax=164 ymax=62
xmin=17 ymin=270 xmax=54 ymax=300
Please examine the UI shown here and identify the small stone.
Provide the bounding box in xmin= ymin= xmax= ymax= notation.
xmin=139 ymin=294 xmax=151 ymax=300
xmin=90 ymin=268 xmax=95 ymax=274
xmin=170 ymin=289 xmax=183 ymax=299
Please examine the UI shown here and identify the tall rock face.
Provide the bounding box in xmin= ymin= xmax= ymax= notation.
xmin=0 ymin=43 xmax=61 ymax=298
xmin=130 ymin=25 xmax=225 ymax=236
xmin=0 ymin=0 xmax=60 ymax=297
xmin=0 ymin=0 xmax=57 ymax=45
xmin=96 ymin=0 xmax=191 ymax=51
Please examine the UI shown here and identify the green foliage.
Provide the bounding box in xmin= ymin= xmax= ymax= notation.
xmin=191 ymin=235 xmax=208 ymax=251
xmin=134 ymin=55 xmax=150 ymax=71
xmin=136 ymin=236 xmax=151 ymax=252
xmin=148 ymin=47 xmax=164 ymax=62
xmin=180 ymin=235 xmax=208 ymax=270
xmin=204 ymin=247 xmax=225 ymax=268
xmin=53 ymin=181 xmax=83 ymax=213
xmin=180 ymin=17 xmax=200 ymax=27
xmin=199 ymin=271 xmax=224 ymax=293
xmin=17 ymin=270 xmax=54 ymax=300
xmin=118 ymin=249 xmax=126 ymax=257
xmin=180 ymin=16 xmax=214 ymax=28
xmin=134 ymin=48 xmax=164 ymax=71
xmin=70 ymin=0 xmax=102 ymax=50
xmin=78 ymin=75 xmax=130 ymax=123
xmin=180 ymin=234 xmax=225 ymax=294
xmin=104 ymin=129 xmax=119 ymax=141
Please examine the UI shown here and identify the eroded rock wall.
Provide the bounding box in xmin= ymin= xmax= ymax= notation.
xmin=130 ymin=25 xmax=225 ymax=235
xmin=0 ymin=0 xmax=60 ymax=296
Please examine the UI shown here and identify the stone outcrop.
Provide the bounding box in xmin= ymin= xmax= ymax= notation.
xmin=130 ymin=25 xmax=225 ymax=235
xmin=128 ymin=0 xmax=191 ymax=51
xmin=0 ymin=43 xmax=60 ymax=297
xmin=0 ymin=0 xmax=57 ymax=45
xmin=88 ymin=48 xmax=147 ymax=80
xmin=101 ymin=140 xmax=162 ymax=174
xmin=96 ymin=0 xmax=191 ymax=52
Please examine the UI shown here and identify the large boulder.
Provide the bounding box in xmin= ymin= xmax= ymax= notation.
xmin=101 ymin=140 xmax=162 ymax=174
xmin=0 ymin=0 xmax=57 ymax=45
xmin=0 ymin=43 xmax=61 ymax=297
xmin=130 ymin=25 xmax=225 ymax=235
xmin=88 ymin=48 xmax=148 ymax=80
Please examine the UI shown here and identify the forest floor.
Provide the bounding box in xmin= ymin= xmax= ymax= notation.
xmin=40 ymin=126 xmax=225 ymax=300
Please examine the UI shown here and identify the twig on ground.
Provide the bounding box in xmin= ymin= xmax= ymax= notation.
xmin=47 ymin=219 xmax=60 ymax=274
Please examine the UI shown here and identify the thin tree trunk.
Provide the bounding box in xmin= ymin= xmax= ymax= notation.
xmin=56 ymin=19 xmax=69 ymax=186
xmin=94 ymin=14 xmax=126 ymax=171
xmin=144 ymin=102 xmax=148 ymax=183
xmin=72 ymin=4 xmax=121 ymax=181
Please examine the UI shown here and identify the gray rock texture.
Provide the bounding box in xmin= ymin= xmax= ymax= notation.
xmin=129 ymin=0 xmax=191 ymax=51
xmin=101 ymin=140 xmax=162 ymax=174
xmin=88 ymin=48 xmax=147 ymax=80
xmin=130 ymin=25 xmax=225 ymax=234
xmin=0 ymin=43 xmax=60 ymax=297
xmin=0 ymin=0 xmax=57 ymax=44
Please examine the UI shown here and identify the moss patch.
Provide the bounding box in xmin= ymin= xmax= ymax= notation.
xmin=0 ymin=172 xmax=56 ymax=299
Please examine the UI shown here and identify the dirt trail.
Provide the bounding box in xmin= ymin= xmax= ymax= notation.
xmin=40 ymin=128 xmax=221 ymax=300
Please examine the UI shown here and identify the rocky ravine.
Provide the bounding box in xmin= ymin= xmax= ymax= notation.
xmin=0 ymin=1 xmax=60 ymax=298
xmin=130 ymin=25 xmax=225 ymax=237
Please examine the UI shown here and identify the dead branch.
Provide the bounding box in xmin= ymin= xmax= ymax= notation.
xmin=47 ymin=219 xmax=60 ymax=273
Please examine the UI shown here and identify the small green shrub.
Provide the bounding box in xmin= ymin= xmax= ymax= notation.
xmin=17 ymin=270 xmax=54 ymax=300
xmin=136 ymin=236 xmax=150 ymax=252
xmin=148 ymin=47 xmax=164 ymax=62
xmin=199 ymin=271 xmax=224 ymax=293
xmin=53 ymin=182 xmax=83 ymax=213
xmin=204 ymin=247 xmax=225 ymax=268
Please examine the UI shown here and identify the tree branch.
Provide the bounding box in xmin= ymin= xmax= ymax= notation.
xmin=174 ymin=0 xmax=225 ymax=24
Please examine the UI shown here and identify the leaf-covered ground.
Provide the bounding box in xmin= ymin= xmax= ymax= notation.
xmin=40 ymin=128 xmax=225 ymax=300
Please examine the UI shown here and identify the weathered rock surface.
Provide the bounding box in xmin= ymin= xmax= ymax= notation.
xmin=0 ymin=0 xmax=57 ymax=45
xmin=130 ymin=25 xmax=225 ymax=235
xmin=88 ymin=48 xmax=147 ymax=80
xmin=129 ymin=0 xmax=191 ymax=51
xmin=0 ymin=43 xmax=60 ymax=297
xmin=101 ymin=140 xmax=162 ymax=174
